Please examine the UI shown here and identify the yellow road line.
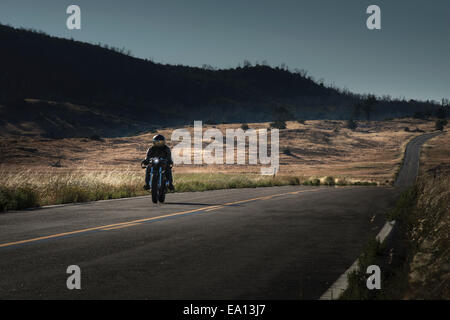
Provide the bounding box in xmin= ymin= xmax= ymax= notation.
xmin=0 ymin=188 xmax=321 ymax=249
xmin=205 ymin=205 xmax=225 ymax=212
xmin=102 ymin=223 xmax=142 ymax=231
xmin=259 ymin=195 xmax=275 ymax=200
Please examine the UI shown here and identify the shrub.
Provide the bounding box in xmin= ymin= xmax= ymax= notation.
xmin=240 ymin=123 xmax=249 ymax=130
xmin=0 ymin=186 xmax=39 ymax=212
xmin=270 ymin=121 xmax=286 ymax=129
xmin=346 ymin=118 xmax=358 ymax=130
xmin=89 ymin=134 xmax=104 ymax=142
xmin=303 ymin=178 xmax=321 ymax=186
xmin=435 ymin=119 xmax=447 ymax=131
xmin=323 ymin=176 xmax=335 ymax=186
xmin=283 ymin=148 xmax=292 ymax=156
xmin=435 ymin=106 xmax=447 ymax=119
xmin=386 ymin=187 xmax=417 ymax=222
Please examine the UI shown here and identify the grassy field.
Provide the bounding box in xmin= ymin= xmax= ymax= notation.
xmin=0 ymin=118 xmax=441 ymax=211
xmin=1 ymin=118 xmax=438 ymax=177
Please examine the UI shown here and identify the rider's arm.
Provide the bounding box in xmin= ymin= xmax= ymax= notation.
xmin=146 ymin=147 xmax=153 ymax=160
xmin=167 ymin=147 xmax=173 ymax=165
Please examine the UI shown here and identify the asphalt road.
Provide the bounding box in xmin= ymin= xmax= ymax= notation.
xmin=395 ymin=132 xmax=441 ymax=187
xmin=0 ymin=133 xmax=439 ymax=299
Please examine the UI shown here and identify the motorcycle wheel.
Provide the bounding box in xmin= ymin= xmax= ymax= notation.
xmin=158 ymin=177 xmax=166 ymax=203
xmin=151 ymin=173 xmax=158 ymax=203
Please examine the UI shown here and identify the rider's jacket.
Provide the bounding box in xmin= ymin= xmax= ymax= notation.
xmin=146 ymin=145 xmax=173 ymax=164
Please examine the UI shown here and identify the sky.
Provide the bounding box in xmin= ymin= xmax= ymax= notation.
xmin=0 ymin=0 xmax=449 ymax=102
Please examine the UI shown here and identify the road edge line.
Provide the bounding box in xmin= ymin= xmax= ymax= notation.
xmin=319 ymin=220 xmax=396 ymax=300
xmin=12 ymin=185 xmax=314 ymax=212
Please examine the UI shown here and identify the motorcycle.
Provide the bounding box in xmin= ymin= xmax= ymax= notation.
xmin=141 ymin=157 xmax=170 ymax=203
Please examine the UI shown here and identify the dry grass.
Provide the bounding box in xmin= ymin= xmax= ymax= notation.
xmin=0 ymin=118 xmax=437 ymax=184
xmin=420 ymin=131 xmax=450 ymax=175
xmin=404 ymin=133 xmax=450 ymax=299
xmin=404 ymin=171 xmax=450 ymax=299
xmin=341 ymin=171 xmax=449 ymax=300
xmin=0 ymin=169 xmax=145 ymax=210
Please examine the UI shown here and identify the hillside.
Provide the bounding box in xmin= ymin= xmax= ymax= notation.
xmin=0 ymin=24 xmax=440 ymax=138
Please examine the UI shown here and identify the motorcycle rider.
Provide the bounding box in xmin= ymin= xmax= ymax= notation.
xmin=142 ymin=134 xmax=175 ymax=191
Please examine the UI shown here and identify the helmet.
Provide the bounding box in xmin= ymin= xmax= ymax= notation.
xmin=152 ymin=134 xmax=166 ymax=147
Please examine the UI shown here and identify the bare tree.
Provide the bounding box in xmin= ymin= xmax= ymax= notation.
xmin=363 ymin=94 xmax=377 ymax=121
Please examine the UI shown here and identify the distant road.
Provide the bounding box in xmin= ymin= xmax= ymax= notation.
xmin=0 ymin=133 xmax=439 ymax=299
xmin=395 ymin=132 xmax=441 ymax=187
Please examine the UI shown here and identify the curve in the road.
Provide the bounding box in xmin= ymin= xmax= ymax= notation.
xmin=395 ymin=132 xmax=441 ymax=187
xmin=320 ymin=131 xmax=441 ymax=299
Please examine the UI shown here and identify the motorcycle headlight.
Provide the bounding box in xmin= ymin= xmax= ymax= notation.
xmin=154 ymin=159 xmax=159 ymax=164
